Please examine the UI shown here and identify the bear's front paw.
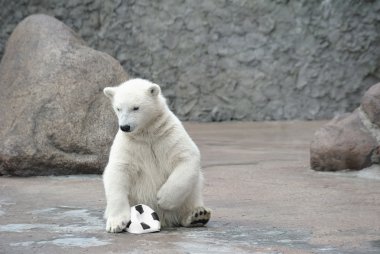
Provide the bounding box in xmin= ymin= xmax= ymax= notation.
xmin=106 ymin=212 xmax=131 ymax=233
xmin=157 ymin=189 xmax=178 ymax=211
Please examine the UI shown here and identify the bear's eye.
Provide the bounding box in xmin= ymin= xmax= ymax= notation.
xmin=133 ymin=106 xmax=139 ymax=111
xmin=116 ymin=107 xmax=121 ymax=112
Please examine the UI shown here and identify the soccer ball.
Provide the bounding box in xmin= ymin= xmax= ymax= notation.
xmin=127 ymin=204 xmax=161 ymax=234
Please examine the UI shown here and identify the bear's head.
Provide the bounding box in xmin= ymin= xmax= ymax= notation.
xmin=103 ymin=79 xmax=165 ymax=134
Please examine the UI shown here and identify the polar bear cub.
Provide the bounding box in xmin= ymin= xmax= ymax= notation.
xmin=103 ymin=78 xmax=211 ymax=233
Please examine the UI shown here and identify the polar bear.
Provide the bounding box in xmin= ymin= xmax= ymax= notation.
xmin=102 ymin=78 xmax=211 ymax=233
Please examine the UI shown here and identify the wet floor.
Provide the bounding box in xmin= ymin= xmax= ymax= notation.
xmin=1 ymin=121 xmax=379 ymax=253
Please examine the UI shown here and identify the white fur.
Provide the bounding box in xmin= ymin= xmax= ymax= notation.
xmin=103 ymin=78 xmax=207 ymax=233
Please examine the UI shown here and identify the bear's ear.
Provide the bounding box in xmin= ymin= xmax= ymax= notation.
xmin=103 ymin=87 xmax=116 ymax=99
xmin=148 ymin=84 xmax=160 ymax=97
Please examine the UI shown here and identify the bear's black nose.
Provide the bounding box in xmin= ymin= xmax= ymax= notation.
xmin=120 ymin=125 xmax=131 ymax=132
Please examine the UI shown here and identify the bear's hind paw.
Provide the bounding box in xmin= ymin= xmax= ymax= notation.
xmin=182 ymin=207 xmax=211 ymax=227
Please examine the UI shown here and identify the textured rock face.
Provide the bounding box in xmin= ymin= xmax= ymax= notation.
xmin=0 ymin=14 xmax=128 ymax=176
xmin=361 ymin=84 xmax=380 ymax=127
xmin=1 ymin=0 xmax=380 ymax=121
xmin=310 ymin=83 xmax=380 ymax=171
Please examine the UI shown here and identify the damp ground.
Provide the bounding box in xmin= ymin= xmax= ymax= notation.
xmin=1 ymin=121 xmax=379 ymax=254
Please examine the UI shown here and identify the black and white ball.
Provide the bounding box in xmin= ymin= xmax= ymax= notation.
xmin=127 ymin=204 xmax=161 ymax=234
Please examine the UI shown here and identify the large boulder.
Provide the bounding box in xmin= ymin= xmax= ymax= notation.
xmin=0 ymin=14 xmax=128 ymax=176
xmin=310 ymin=83 xmax=380 ymax=171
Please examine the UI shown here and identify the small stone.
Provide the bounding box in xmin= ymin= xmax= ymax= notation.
xmin=258 ymin=15 xmax=276 ymax=34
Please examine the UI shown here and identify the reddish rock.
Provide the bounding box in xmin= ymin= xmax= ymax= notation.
xmin=310 ymin=110 xmax=378 ymax=171
xmin=311 ymin=82 xmax=380 ymax=171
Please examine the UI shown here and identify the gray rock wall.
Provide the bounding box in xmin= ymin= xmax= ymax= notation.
xmin=1 ymin=0 xmax=380 ymax=121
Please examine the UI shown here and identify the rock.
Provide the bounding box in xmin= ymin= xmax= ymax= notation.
xmin=361 ymin=83 xmax=380 ymax=127
xmin=310 ymin=110 xmax=378 ymax=171
xmin=0 ymin=14 xmax=128 ymax=176
xmin=310 ymin=83 xmax=380 ymax=171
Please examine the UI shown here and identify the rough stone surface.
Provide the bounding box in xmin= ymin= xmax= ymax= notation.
xmin=1 ymin=0 xmax=380 ymax=121
xmin=0 ymin=14 xmax=128 ymax=176
xmin=310 ymin=110 xmax=378 ymax=171
xmin=310 ymin=83 xmax=380 ymax=171
xmin=362 ymin=83 xmax=380 ymax=127
xmin=1 ymin=122 xmax=380 ymax=254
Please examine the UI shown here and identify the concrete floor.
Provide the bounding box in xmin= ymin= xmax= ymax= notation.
xmin=1 ymin=121 xmax=379 ymax=254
